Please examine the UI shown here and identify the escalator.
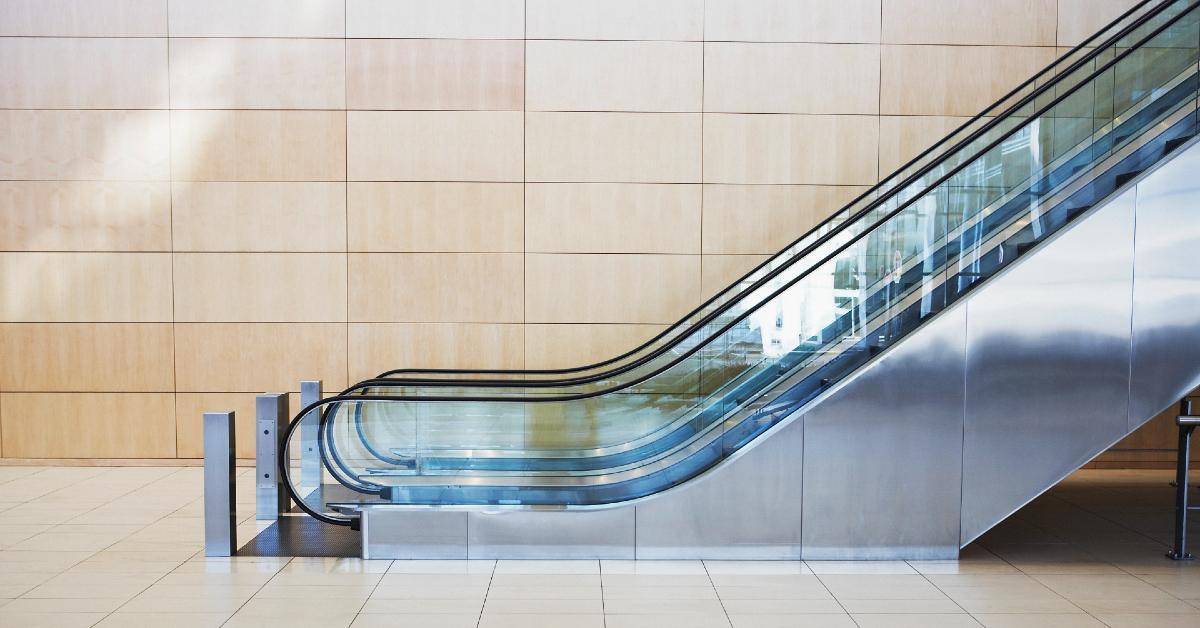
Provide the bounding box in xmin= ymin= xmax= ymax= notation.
xmin=281 ymin=0 xmax=1200 ymax=559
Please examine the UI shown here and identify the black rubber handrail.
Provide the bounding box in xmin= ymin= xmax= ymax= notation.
xmin=284 ymin=0 xmax=1195 ymax=524
xmin=340 ymin=0 xmax=1180 ymax=398
xmin=364 ymin=0 xmax=1161 ymax=384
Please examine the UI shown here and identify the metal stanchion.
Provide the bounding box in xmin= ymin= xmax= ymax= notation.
xmin=256 ymin=393 xmax=289 ymax=520
xmin=300 ymin=380 xmax=323 ymax=496
xmin=1168 ymin=398 xmax=1198 ymax=560
xmin=203 ymin=411 xmax=236 ymax=556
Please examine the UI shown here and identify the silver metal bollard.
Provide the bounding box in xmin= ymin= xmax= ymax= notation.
xmin=299 ymin=380 xmax=323 ymax=496
xmin=203 ymin=411 xmax=236 ymax=556
xmin=256 ymin=393 xmax=289 ymax=520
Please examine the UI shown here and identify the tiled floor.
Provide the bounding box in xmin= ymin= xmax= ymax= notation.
xmin=0 ymin=467 xmax=1196 ymax=627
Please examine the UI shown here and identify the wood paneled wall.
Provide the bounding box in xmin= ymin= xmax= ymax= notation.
xmin=1 ymin=0 xmax=1163 ymax=461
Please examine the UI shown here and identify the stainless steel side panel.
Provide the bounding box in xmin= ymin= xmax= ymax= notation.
xmin=634 ymin=418 xmax=804 ymax=559
xmin=1129 ymin=145 xmax=1200 ymax=426
xmin=960 ymin=190 xmax=1137 ymax=545
xmin=468 ymin=508 xmax=634 ymax=559
xmin=362 ymin=509 xmax=467 ymax=559
xmin=801 ymin=306 xmax=966 ymax=560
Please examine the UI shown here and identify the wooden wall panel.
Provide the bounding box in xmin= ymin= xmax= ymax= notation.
xmin=172 ymin=253 xmax=347 ymax=323
xmin=0 ymin=110 xmax=171 ymax=181
xmin=0 ymin=181 xmax=170 ymax=252
xmin=0 ymin=323 xmax=174 ymax=392
xmin=880 ymin=45 xmax=1057 ymax=116
xmin=526 ymin=183 xmax=701 ymax=254
xmin=347 ymin=111 xmax=523 ymax=182
xmin=524 ymin=323 xmax=667 ymax=370
xmin=701 ymin=255 xmax=771 ymax=300
xmin=702 ymin=185 xmax=868 ymax=255
xmin=347 ymin=39 xmax=523 ymax=111
xmin=347 ymin=323 xmax=525 ymax=381
xmin=0 ymin=38 xmax=168 ymax=109
xmin=704 ymin=0 xmax=882 ymax=43
xmin=1 ymin=393 xmax=176 ymax=458
xmin=170 ymin=111 xmax=345 ymax=182
xmin=346 ymin=0 xmax=524 ymax=39
xmin=883 ymin=0 xmax=1057 ymax=46
xmin=1057 ymin=0 xmax=1144 ymax=47
xmin=0 ymin=0 xmax=166 ymax=37
xmin=168 ymin=0 xmax=344 ymax=38
xmin=526 ymin=41 xmax=703 ymax=112
xmin=705 ymin=43 xmax=880 ymax=114
xmin=173 ymin=323 xmax=347 ymax=393
xmin=169 ymin=38 xmax=346 ymax=110
xmin=525 ymin=254 xmax=701 ymax=324
xmin=347 ymin=253 xmax=524 ymax=323
xmin=878 ymin=115 xmax=976 ymax=176
xmin=171 ymin=182 xmax=346 ymax=253
xmin=526 ymin=0 xmax=703 ymax=41
xmin=526 ymin=112 xmax=702 ymax=183
xmin=347 ymin=183 xmax=523 ymax=253
xmin=0 ymin=253 xmax=172 ymax=322
xmin=704 ymin=114 xmax=880 ymax=185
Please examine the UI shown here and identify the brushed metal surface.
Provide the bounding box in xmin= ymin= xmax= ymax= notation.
xmin=203 ymin=411 xmax=236 ymax=557
xmin=256 ymin=393 xmax=289 ymax=520
xmin=362 ymin=509 xmax=467 ymax=559
xmin=300 ymin=380 xmax=323 ymax=495
xmin=801 ymin=306 xmax=966 ymax=560
xmin=468 ymin=508 xmax=634 ymax=559
xmin=634 ymin=417 xmax=804 ymax=559
xmin=960 ymin=190 xmax=1137 ymax=545
xmin=1130 ymin=144 xmax=1200 ymax=426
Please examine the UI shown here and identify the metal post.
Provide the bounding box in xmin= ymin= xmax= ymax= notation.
xmin=256 ymin=393 xmax=289 ymax=520
xmin=203 ymin=411 xmax=236 ymax=557
xmin=1169 ymin=398 xmax=1196 ymax=560
xmin=300 ymin=380 xmax=323 ymax=496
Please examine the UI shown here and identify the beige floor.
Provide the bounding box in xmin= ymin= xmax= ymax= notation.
xmin=0 ymin=468 xmax=1196 ymax=628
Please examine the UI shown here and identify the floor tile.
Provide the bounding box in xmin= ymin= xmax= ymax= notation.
xmin=604 ymin=596 xmax=729 ymax=615
xmin=359 ymin=598 xmax=485 ymax=613
xmin=728 ymin=615 xmax=857 ymax=628
xmin=705 ymin=562 xmax=811 ymax=576
xmin=818 ymin=575 xmax=948 ymax=600
xmin=806 ymin=561 xmax=916 ymax=575
xmin=94 ymin=612 xmax=232 ymax=628
xmin=1031 ymin=574 xmax=1175 ymax=601
xmin=972 ymin=613 xmax=1107 ymax=627
xmin=604 ymin=585 xmax=718 ymax=600
xmin=720 ymin=599 xmax=845 ymax=614
xmin=851 ymin=613 xmax=983 ymax=627
xmin=606 ymin=613 xmax=732 ymax=628
xmin=493 ymin=560 xmax=599 ymax=574
xmin=484 ymin=597 xmax=604 ymax=613
xmin=353 ymin=613 xmax=480 ymax=628
xmin=478 ymin=613 xmax=606 ymax=628
xmin=387 ymin=560 xmax=494 ymax=575
xmin=603 ymin=560 xmax=707 ymax=575
xmin=0 ymin=610 xmax=107 ymax=627
xmin=486 ymin=585 xmax=599 ymax=599
xmin=1092 ymin=613 xmax=1200 ymax=628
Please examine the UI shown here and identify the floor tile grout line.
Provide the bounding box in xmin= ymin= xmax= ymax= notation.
xmin=216 ymin=556 xmax=296 ymax=628
xmin=348 ymin=554 xmax=390 ymax=628
xmin=475 ymin=558 xmax=497 ymax=628
xmin=806 ymin=565 xmax=866 ymax=628
xmin=698 ymin=559 xmax=734 ymax=628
